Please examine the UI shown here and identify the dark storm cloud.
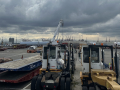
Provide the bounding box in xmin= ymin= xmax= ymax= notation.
xmin=78 ymin=14 xmax=120 ymax=37
xmin=0 ymin=0 xmax=120 ymax=38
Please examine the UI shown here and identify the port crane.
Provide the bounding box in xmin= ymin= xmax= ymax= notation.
xmin=31 ymin=20 xmax=75 ymax=90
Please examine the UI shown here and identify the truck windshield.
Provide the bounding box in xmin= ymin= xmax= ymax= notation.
xmin=91 ymin=48 xmax=99 ymax=63
xmin=28 ymin=47 xmax=34 ymax=50
xmin=49 ymin=47 xmax=56 ymax=59
xmin=43 ymin=47 xmax=48 ymax=59
xmin=78 ymin=52 xmax=81 ymax=59
xmin=83 ymin=47 xmax=89 ymax=63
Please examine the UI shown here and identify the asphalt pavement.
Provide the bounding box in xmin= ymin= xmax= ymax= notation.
xmin=0 ymin=49 xmax=39 ymax=60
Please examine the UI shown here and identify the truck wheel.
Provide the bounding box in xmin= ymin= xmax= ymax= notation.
xmin=94 ymin=83 xmax=102 ymax=90
xmin=60 ymin=77 xmax=65 ymax=90
xmin=31 ymin=76 xmax=38 ymax=90
xmin=36 ymin=75 xmax=42 ymax=90
xmin=66 ymin=78 xmax=70 ymax=90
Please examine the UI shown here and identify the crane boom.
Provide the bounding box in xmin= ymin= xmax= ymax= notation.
xmin=51 ymin=20 xmax=63 ymax=42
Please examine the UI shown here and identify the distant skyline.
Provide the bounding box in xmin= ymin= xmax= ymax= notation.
xmin=0 ymin=0 xmax=120 ymax=41
xmin=0 ymin=35 xmax=120 ymax=43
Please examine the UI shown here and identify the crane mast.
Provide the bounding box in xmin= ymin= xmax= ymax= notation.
xmin=51 ymin=20 xmax=63 ymax=42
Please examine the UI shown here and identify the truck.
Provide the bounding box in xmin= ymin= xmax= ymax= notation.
xmin=79 ymin=44 xmax=120 ymax=90
xmin=27 ymin=46 xmax=37 ymax=53
xmin=31 ymin=43 xmax=75 ymax=90
xmin=31 ymin=20 xmax=76 ymax=90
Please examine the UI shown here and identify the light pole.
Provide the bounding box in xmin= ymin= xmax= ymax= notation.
xmin=81 ymin=34 xmax=82 ymax=40
xmin=97 ymin=33 xmax=99 ymax=42
xmin=16 ymin=34 xmax=17 ymax=44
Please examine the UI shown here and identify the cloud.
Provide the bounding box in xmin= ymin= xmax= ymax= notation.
xmin=79 ymin=14 xmax=120 ymax=37
xmin=0 ymin=0 xmax=120 ymax=40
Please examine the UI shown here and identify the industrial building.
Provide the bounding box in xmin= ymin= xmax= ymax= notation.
xmin=9 ymin=38 xmax=14 ymax=44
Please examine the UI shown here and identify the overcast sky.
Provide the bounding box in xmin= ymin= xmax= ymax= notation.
xmin=0 ymin=0 xmax=120 ymax=42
